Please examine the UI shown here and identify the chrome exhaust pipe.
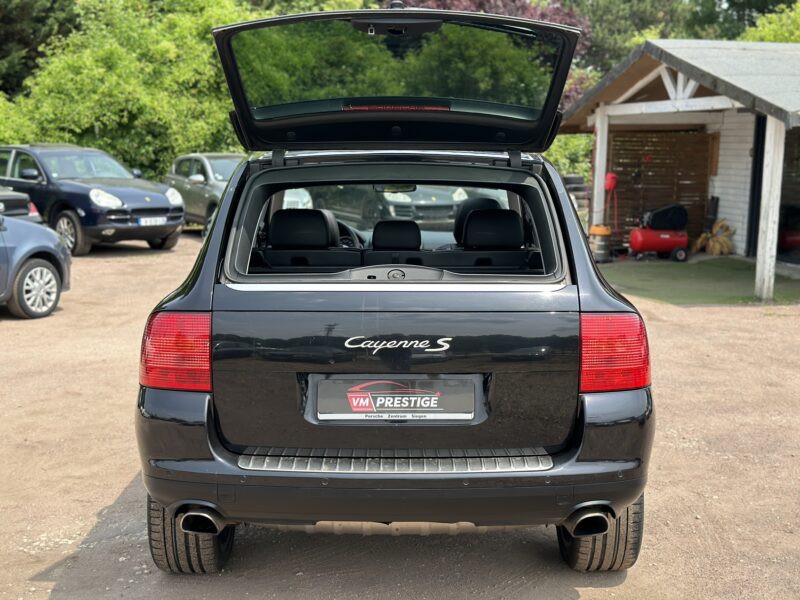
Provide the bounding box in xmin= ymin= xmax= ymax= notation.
xmin=562 ymin=507 xmax=611 ymax=538
xmin=179 ymin=508 xmax=226 ymax=536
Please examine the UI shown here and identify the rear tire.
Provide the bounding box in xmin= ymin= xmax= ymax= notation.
xmin=54 ymin=209 xmax=91 ymax=256
xmin=148 ymin=230 xmax=181 ymax=250
xmin=147 ymin=495 xmax=235 ymax=574
xmin=557 ymin=495 xmax=644 ymax=572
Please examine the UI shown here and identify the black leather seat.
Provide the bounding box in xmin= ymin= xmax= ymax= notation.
xmin=427 ymin=209 xmax=538 ymax=270
xmin=435 ymin=196 xmax=503 ymax=250
xmin=261 ymin=209 xmax=361 ymax=269
xmin=364 ymin=220 xmax=424 ymax=265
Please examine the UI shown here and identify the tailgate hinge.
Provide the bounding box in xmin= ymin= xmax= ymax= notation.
xmin=508 ymin=151 xmax=522 ymax=168
xmin=271 ymin=149 xmax=286 ymax=167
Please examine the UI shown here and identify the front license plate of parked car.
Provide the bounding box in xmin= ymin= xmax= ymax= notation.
xmin=138 ymin=217 xmax=167 ymax=226
xmin=316 ymin=377 xmax=476 ymax=421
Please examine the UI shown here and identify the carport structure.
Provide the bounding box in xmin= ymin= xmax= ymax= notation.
xmin=562 ymin=40 xmax=800 ymax=300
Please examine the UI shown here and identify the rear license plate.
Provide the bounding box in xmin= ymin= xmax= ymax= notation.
xmin=138 ymin=216 xmax=167 ymax=226
xmin=315 ymin=376 xmax=476 ymax=421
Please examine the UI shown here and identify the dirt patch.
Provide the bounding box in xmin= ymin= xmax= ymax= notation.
xmin=1 ymin=236 xmax=798 ymax=598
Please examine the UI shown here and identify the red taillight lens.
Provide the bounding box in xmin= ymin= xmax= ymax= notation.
xmin=580 ymin=313 xmax=650 ymax=393
xmin=139 ymin=312 xmax=211 ymax=392
xmin=27 ymin=202 xmax=39 ymax=216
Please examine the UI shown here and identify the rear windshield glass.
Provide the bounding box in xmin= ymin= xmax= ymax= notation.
xmin=236 ymin=182 xmax=559 ymax=279
xmin=230 ymin=19 xmax=564 ymax=122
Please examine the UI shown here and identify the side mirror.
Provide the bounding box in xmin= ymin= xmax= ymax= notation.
xmin=20 ymin=168 xmax=41 ymax=181
xmin=188 ymin=173 xmax=206 ymax=184
xmin=131 ymin=168 xmax=143 ymax=178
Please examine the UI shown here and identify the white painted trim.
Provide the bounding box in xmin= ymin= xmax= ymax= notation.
xmin=755 ymin=116 xmax=786 ymax=300
xmin=605 ymin=112 xmax=724 ymax=126
xmin=676 ymin=72 xmax=686 ymax=99
xmin=611 ymin=66 xmax=666 ymax=105
xmin=660 ymin=68 xmax=678 ymax=100
xmin=681 ymin=78 xmax=699 ymax=100
xmin=591 ymin=105 xmax=609 ymax=226
xmin=603 ymin=96 xmax=741 ymax=117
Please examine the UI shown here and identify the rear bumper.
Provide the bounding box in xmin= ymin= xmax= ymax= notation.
xmin=136 ymin=388 xmax=654 ymax=526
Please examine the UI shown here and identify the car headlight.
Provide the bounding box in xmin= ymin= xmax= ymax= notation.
xmin=166 ymin=187 xmax=183 ymax=207
xmin=89 ymin=188 xmax=123 ymax=209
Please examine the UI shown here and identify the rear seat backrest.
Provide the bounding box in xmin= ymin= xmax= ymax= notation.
xmin=364 ymin=220 xmax=425 ymax=265
xmin=262 ymin=209 xmax=360 ymax=268
xmin=453 ymin=197 xmax=503 ymax=246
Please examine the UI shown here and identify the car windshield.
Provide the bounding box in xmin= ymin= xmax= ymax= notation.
xmin=275 ymin=184 xmax=509 ymax=245
xmin=40 ymin=152 xmax=132 ymax=180
xmin=207 ymin=157 xmax=242 ymax=182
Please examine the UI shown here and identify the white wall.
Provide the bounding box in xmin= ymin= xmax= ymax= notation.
xmin=708 ymin=110 xmax=755 ymax=255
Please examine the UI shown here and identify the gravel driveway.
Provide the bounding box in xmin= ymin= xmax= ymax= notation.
xmin=2 ymin=235 xmax=798 ymax=599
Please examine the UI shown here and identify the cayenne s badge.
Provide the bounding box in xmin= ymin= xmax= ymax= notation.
xmin=344 ymin=336 xmax=453 ymax=355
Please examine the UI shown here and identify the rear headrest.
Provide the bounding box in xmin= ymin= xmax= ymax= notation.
xmin=371 ymin=220 xmax=421 ymax=250
xmin=463 ymin=209 xmax=524 ymax=250
xmin=268 ymin=209 xmax=338 ymax=249
xmin=454 ymin=197 xmax=502 ymax=244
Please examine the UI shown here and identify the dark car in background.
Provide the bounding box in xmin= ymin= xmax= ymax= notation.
xmin=0 ymin=213 xmax=70 ymax=318
xmin=0 ymin=144 xmax=185 ymax=255
xmin=164 ymin=153 xmax=244 ymax=229
xmin=0 ymin=186 xmax=41 ymax=222
xmin=137 ymin=9 xmax=653 ymax=576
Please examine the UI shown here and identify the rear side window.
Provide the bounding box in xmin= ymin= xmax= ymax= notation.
xmin=230 ymin=180 xmax=561 ymax=281
xmin=0 ymin=150 xmax=10 ymax=176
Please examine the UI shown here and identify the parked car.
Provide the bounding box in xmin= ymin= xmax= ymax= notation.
xmin=0 ymin=213 xmax=70 ymax=318
xmin=0 ymin=186 xmax=41 ymax=223
xmin=0 ymin=144 xmax=185 ymax=255
xmin=137 ymin=8 xmax=653 ymax=576
xmin=164 ymin=153 xmax=244 ymax=229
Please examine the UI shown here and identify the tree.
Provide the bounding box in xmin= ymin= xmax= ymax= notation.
xmin=564 ymin=0 xmax=691 ymax=72
xmin=740 ymin=2 xmax=800 ymax=42
xmin=686 ymin=0 xmax=789 ymax=39
xmin=0 ymin=0 xmax=79 ymax=96
xmin=3 ymin=0 xmax=259 ymax=177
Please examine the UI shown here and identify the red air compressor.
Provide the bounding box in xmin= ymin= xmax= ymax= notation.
xmin=629 ymin=204 xmax=689 ymax=261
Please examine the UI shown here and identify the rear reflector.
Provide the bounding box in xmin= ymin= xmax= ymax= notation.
xmin=580 ymin=313 xmax=650 ymax=393
xmin=139 ymin=312 xmax=211 ymax=392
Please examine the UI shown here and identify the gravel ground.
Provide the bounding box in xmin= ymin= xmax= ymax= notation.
xmin=1 ymin=234 xmax=798 ymax=599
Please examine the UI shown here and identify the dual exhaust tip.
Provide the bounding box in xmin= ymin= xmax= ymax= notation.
xmin=561 ymin=507 xmax=612 ymax=538
xmin=179 ymin=508 xmax=226 ymax=536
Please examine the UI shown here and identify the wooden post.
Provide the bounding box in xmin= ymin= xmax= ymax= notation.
xmin=755 ymin=115 xmax=786 ymax=301
xmin=592 ymin=105 xmax=608 ymax=226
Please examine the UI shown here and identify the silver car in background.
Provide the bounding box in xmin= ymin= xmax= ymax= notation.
xmin=0 ymin=214 xmax=70 ymax=318
xmin=164 ymin=153 xmax=245 ymax=229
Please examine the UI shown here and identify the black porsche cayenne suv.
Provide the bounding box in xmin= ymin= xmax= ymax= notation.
xmin=137 ymin=8 xmax=654 ymax=574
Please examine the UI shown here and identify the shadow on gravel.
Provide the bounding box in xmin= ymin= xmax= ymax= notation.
xmin=33 ymin=476 xmax=626 ymax=599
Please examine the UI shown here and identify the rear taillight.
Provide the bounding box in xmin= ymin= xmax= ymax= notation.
xmin=27 ymin=202 xmax=39 ymax=216
xmin=580 ymin=313 xmax=650 ymax=393
xmin=139 ymin=312 xmax=211 ymax=392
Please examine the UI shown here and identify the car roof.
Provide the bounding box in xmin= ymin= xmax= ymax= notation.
xmin=1 ymin=144 xmax=105 ymax=154
xmin=176 ymin=153 xmax=246 ymax=160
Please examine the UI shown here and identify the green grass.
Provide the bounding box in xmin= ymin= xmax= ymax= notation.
xmin=598 ymin=257 xmax=800 ymax=305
